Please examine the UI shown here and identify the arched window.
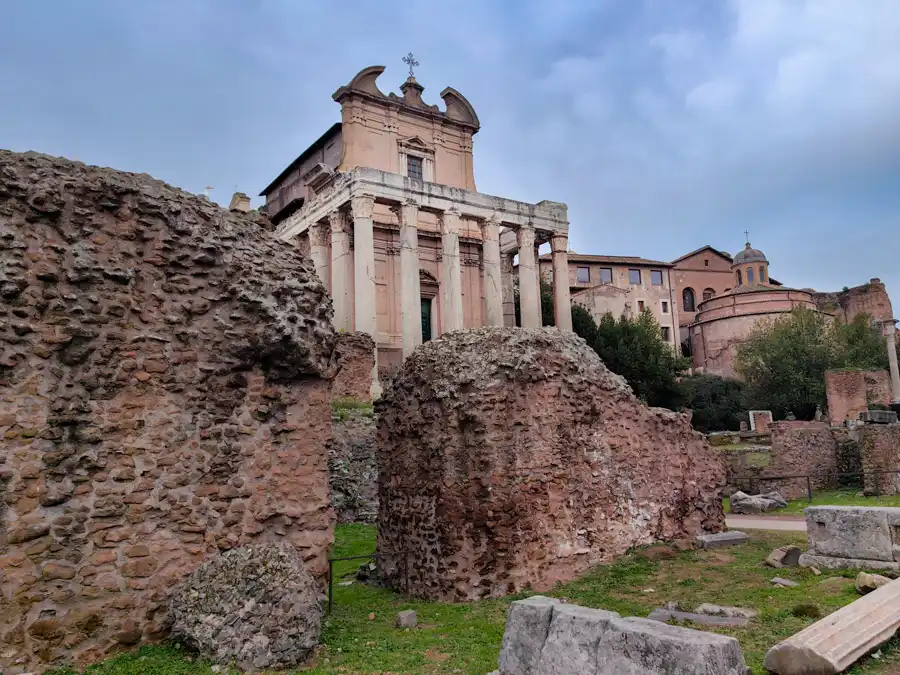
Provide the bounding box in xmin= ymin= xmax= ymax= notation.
xmin=759 ymin=266 xmax=767 ymax=283
xmin=702 ymin=288 xmax=715 ymax=301
xmin=736 ymin=269 xmax=743 ymax=286
xmin=747 ymin=267 xmax=755 ymax=284
xmin=682 ymin=287 xmax=696 ymax=312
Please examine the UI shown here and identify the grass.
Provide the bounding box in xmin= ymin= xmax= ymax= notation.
xmin=49 ymin=526 xmax=900 ymax=674
xmin=331 ymin=397 xmax=375 ymax=422
xmin=725 ymin=488 xmax=900 ymax=515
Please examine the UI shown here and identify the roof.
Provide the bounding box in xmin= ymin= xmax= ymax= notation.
xmin=671 ymin=245 xmax=733 ymax=265
xmin=733 ymin=242 xmax=768 ymax=264
xmin=538 ymin=253 xmax=672 ymax=267
xmin=259 ymin=123 xmax=342 ymax=196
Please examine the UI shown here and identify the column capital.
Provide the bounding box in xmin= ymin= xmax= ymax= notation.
xmin=550 ymin=233 xmax=569 ymax=253
xmin=328 ymin=209 xmax=350 ymax=234
xmin=480 ymin=216 xmax=501 ymax=241
xmin=309 ymin=220 xmax=330 ymax=248
xmin=440 ymin=208 xmax=461 ymax=235
xmin=350 ymin=194 xmax=375 ymax=220
xmin=517 ymin=225 xmax=536 ymax=249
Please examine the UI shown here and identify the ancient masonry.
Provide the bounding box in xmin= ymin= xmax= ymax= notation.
xmin=376 ymin=327 xmax=726 ymax=601
xmin=0 ymin=151 xmax=336 ymax=672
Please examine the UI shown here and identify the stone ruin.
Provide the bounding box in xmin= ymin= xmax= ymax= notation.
xmin=376 ymin=327 xmax=726 ymax=601
xmin=0 ymin=151 xmax=336 ymax=672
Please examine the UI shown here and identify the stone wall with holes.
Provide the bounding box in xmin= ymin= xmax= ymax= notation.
xmin=0 ymin=151 xmax=336 ymax=673
xmin=826 ymin=369 xmax=892 ymax=425
xmin=756 ymin=422 xmax=840 ymax=500
xmin=376 ymin=328 xmax=725 ymax=602
xmin=332 ymin=332 xmax=374 ymax=402
xmin=860 ymin=425 xmax=900 ymax=495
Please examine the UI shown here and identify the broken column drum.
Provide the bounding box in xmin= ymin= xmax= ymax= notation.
xmin=375 ymin=327 xmax=726 ymax=601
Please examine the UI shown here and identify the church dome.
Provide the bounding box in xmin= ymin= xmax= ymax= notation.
xmin=733 ymin=242 xmax=767 ymax=264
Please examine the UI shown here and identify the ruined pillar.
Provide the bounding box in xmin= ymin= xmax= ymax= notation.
xmin=308 ymin=220 xmax=330 ymax=291
xmin=440 ymin=208 xmax=464 ymax=332
xmin=534 ymin=243 xmax=543 ymax=326
xmin=398 ymin=200 xmax=422 ymax=357
xmin=481 ymin=216 xmax=504 ymax=326
xmin=887 ymin=320 xmax=900 ymax=404
xmin=502 ymin=253 xmax=516 ymax=327
xmin=517 ymin=226 xmax=540 ymax=328
xmin=329 ymin=209 xmax=352 ymax=332
xmin=351 ymin=195 xmax=381 ymax=398
xmin=551 ymin=234 xmax=572 ymax=331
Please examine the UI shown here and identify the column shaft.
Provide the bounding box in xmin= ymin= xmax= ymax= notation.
xmin=502 ymin=255 xmax=516 ymax=326
xmin=351 ymin=195 xmax=381 ymax=398
xmin=440 ymin=209 xmax=464 ymax=332
xmin=887 ymin=321 xmax=900 ymax=403
xmin=481 ymin=218 xmax=504 ymax=326
xmin=309 ymin=221 xmax=330 ymax=291
xmin=551 ymin=234 xmax=573 ymax=331
xmin=328 ymin=210 xmax=352 ymax=332
xmin=517 ymin=227 xmax=540 ymax=328
xmin=535 ymin=244 xmax=543 ymax=326
xmin=399 ymin=201 xmax=422 ymax=356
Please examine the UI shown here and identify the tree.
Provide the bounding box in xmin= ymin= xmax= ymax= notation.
xmin=735 ymin=308 xmax=889 ymax=420
xmin=677 ymin=374 xmax=747 ymax=433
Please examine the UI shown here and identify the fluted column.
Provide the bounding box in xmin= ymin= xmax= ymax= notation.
xmin=328 ymin=210 xmax=352 ymax=332
xmin=350 ymin=195 xmax=381 ymax=398
xmin=481 ymin=217 xmax=504 ymax=326
xmin=551 ymin=234 xmax=573 ymax=331
xmin=308 ymin=220 xmax=330 ymax=290
xmin=502 ymin=254 xmax=516 ymax=327
xmin=887 ymin=320 xmax=900 ymax=404
xmin=398 ymin=200 xmax=422 ymax=356
xmin=517 ymin=226 xmax=540 ymax=328
xmin=440 ymin=208 xmax=464 ymax=332
xmin=535 ymin=243 xmax=543 ymax=326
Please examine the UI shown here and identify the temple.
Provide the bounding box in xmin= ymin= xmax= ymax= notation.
xmin=261 ymin=65 xmax=572 ymax=395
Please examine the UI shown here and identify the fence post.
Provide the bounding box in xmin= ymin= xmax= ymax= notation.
xmin=806 ymin=476 xmax=813 ymax=503
xmin=327 ymin=558 xmax=334 ymax=614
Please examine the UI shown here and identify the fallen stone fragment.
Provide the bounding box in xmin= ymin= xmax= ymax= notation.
xmin=856 ymin=572 xmax=892 ymax=595
xmin=647 ymin=608 xmax=749 ymax=628
xmin=766 ymin=545 xmax=803 ymax=568
xmin=536 ymin=603 xmax=620 ymax=673
xmin=696 ymin=531 xmax=749 ymax=549
xmin=694 ymin=603 xmax=758 ymax=620
xmin=798 ymin=506 xmax=900 ymax=572
xmin=498 ymin=596 xmax=563 ymax=674
xmin=395 ymin=610 xmax=418 ymax=628
xmin=730 ymin=490 xmax=787 ymax=514
xmin=764 ymin=578 xmax=900 ymax=675
xmin=771 ymin=577 xmax=800 ymax=588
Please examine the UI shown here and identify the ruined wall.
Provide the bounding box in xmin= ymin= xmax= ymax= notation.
xmin=329 ymin=411 xmax=377 ymax=523
xmin=825 ymin=369 xmax=892 ymax=424
xmin=860 ymin=425 xmax=900 ymax=495
xmin=332 ymin=331 xmax=374 ymax=402
xmin=761 ymin=422 xmax=839 ymax=500
xmin=376 ymin=328 xmax=725 ymax=602
xmin=813 ymin=279 xmax=894 ymax=329
xmin=0 ymin=151 xmax=336 ymax=672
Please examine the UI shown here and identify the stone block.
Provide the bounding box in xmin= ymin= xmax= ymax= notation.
xmin=498 ymin=596 xmax=559 ymax=674
xmin=766 ymin=546 xmax=802 ymax=568
xmin=696 ymin=531 xmax=749 ymax=549
xmin=799 ymin=553 xmax=900 ymax=572
xmin=535 ymin=603 xmax=620 ymax=673
xmin=395 ymin=610 xmax=417 ymax=628
xmin=694 ymin=604 xmax=758 ymax=620
xmin=805 ymin=506 xmax=899 ymax=564
xmin=647 ymin=608 xmax=749 ymax=628
xmin=859 ymin=409 xmax=897 ymax=424
xmin=771 ymin=577 xmax=799 ymax=588
xmin=764 ymin=578 xmax=900 ymax=674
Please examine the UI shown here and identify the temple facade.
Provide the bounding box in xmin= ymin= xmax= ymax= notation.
xmin=261 ymin=65 xmax=572 ymax=395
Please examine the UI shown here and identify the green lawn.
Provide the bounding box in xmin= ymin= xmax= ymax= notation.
xmin=725 ymin=488 xmax=900 ymax=515
xmin=51 ymin=525 xmax=900 ymax=674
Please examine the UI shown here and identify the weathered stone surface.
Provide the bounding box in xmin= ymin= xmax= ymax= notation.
xmin=764 ymin=578 xmax=900 ymax=675
xmin=395 ymin=609 xmax=417 ymax=629
xmin=694 ymin=604 xmax=758 ymax=620
xmin=497 ymin=597 xmax=747 ymax=675
xmin=329 ymin=410 xmax=377 ymax=523
xmin=332 ymin=331 xmax=375 ymax=402
xmin=730 ymin=490 xmax=787 ymax=514
xmin=799 ymin=506 xmax=900 ymax=571
xmin=647 ymin=608 xmax=749 ymax=628
xmin=859 ymin=409 xmax=897 ymax=424
xmin=766 ymin=546 xmax=802 ymax=568
xmin=860 ymin=425 xmax=900 ymax=495
xmin=170 ymin=544 xmax=323 ymax=670
xmin=771 ymin=577 xmax=800 ymax=588
xmin=696 ymin=531 xmax=749 ymax=549
xmin=376 ymin=328 xmax=725 ymax=601
xmin=0 ymin=151 xmax=336 ymax=673
xmin=855 ymin=572 xmax=892 ymax=594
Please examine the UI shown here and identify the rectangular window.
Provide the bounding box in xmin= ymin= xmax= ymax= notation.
xmin=407 ymin=155 xmax=423 ymax=181
xmin=661 ymin=326 xmax=670 ymax=341
xmin=661 ymin=301 xmax=669 ymax=314
xmin=704 ymin=259 xmax=709 ymax=267
xmin=638 ymin=300 xmax=645 ymax=312
xmin=576 ymin=266 xmax=590 ymax=283
xmin=599 ymin=267 xmax=613 ymax=284
xmin=651 ymin=270 xmax=664 ymax=286
xmin=629 ymin=269 xmax=641 ymax=285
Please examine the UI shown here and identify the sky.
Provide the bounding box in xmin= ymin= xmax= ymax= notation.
xmin=2 ymin=0 xmax=899 ymax=297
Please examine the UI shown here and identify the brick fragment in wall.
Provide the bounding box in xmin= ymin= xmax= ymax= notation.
xmin=0 ymin=150 xmax=336 ymax=673
xmin=375 ymin=327 xmax=726 ymax=602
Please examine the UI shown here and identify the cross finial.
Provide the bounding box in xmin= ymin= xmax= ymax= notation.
xmin=402 ymin=52 xmax=419 ymax=78
xmin=744 ymin=229 xmax=750 ymax=244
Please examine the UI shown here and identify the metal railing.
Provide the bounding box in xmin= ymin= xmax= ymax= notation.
xmin=326 ymin=550 xmax=409 ymax=613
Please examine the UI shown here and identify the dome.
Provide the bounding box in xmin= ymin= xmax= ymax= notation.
xmin=733 ymin=242 xmax=767 ymax=264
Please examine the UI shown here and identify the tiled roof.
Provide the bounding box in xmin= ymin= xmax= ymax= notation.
xmin=671 ymin=245 xmax=733 ymax=265
xmin=538 ymin=253 xmax=672 ymax=267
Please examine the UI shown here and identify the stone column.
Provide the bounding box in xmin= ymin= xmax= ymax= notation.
xmin=550 ymin=234 xmax=573 ymax=331
xmin=440 ymin=208 xmax=464 ymax=332
xmin=328 ymin=209 xmax=352 ymax=332
xmin=517 ymin=226 xmax=540 ymax=328
xmin=887 ymin=320 xmax=900 ymax=403
xmin=398 ymin=200 xmax=422 ymax=356
xmin=502 ymin=254 xmax=516 ymax=327
xmin=350 ymin=195 xmax=381 ymax=398
xmin=308 ymin=221 xmax=330 ymax=291
xmin=481 ymin=217 xmax=504 ymax=327
xmin=534 ymin=243 xmax=543 ymax=326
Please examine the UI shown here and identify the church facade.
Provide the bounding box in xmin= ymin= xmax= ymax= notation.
xmin=261 ymin=65 xmax=572 ymax=395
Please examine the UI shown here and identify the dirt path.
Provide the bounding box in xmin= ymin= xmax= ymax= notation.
xmin=725 ymin=514 xmax=807 ymax=531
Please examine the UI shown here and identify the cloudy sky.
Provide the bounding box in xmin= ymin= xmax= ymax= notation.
xmin=2 ymin=0 xmax=899 ymax=296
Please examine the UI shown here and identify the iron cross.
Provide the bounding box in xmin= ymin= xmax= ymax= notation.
xmin=744 ymin=229 xmax=750 ymax=244
xmin=402 ymin=52 xmax=419 ymax=78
